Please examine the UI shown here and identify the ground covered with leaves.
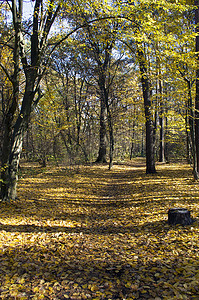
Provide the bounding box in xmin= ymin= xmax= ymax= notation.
xmin=0 ymin=159 xmax=199 ymax=300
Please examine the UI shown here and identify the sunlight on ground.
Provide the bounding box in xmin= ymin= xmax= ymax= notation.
xmin=0 ymin=160 xmax=199 ymax=299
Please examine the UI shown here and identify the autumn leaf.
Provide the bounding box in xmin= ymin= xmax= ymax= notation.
xmin=0 ymin=160 xmax=199 ymax=299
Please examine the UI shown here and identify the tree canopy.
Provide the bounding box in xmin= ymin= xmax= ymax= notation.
xmin=0 ymin=0 xmax=199 ymax=200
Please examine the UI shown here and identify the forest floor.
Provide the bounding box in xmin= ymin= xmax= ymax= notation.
xmin=0 ymin=158 xmax=199 ymax=300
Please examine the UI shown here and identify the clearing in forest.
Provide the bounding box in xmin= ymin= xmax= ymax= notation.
xmin=0 ymin=159 xmax=199 ymax=300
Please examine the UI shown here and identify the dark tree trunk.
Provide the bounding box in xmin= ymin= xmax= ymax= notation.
xmin=83 ymin=22 xmax=115 ymax=166
xmin=195 ymin=1 xmax=199 ymax=179
xmin=73 ymin=74 xmax=82 ymax=150
xmin=137 ymin=45 xmax=156 ymax=174
xmin=1 ymin=100 xmax=18 ymax=199
xmin=165 ymin=114 xmax=169 ymax=162
xmin=104 ymin=88 xmax=114 ymax=170
xmin=130 ymin=123 xmax=135 ymax=160
xmin=1 ymin=0 xmax=60 ymax=201
xmin=96 ymin=99 xmax=107 ymax=163
xmin=163 ymin=80 xmax=169 ymax=162
xmin=145 ymin=119 xmax=156 ymax=173
xmin=168 ymin=208 xmax=193 ymax=226
xmin=185 ymin=105 xmax=192 ymax=164
xmin=130 ymin=106 xmax=136 ymax=160
xmin=186 ymin=80 xmax=197 ymax=176
xmin=1 ymin=4 xmax=20 ymax=199
xmin=159 ymin=114 xmax=165 ymax=162
xmin=159 ymin=79 xmax=165 ymax=163
xmin=96 ymin=78 xmax=107 ymax=163
xmin=141 ymin=126 xmax=145 ymax=157
xmin=3 ymin=76 xmax=36 ymax=201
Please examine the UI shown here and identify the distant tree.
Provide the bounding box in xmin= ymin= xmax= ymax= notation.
xmin=82 ymin=20 xmax=117 ymax=165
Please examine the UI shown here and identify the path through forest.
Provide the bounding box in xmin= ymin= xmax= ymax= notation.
xmin=0 ymin=159 xmax=199 ymax=299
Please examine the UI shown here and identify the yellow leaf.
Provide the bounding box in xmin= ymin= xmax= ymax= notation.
xmin=90 ymin=284 xmax=98 ymax=292
xmin=125 ymin=282 xmax=132 ymax=288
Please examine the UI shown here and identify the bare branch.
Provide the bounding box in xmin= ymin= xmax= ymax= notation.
xmin=0 ymin=62 xmax=13 ymax=84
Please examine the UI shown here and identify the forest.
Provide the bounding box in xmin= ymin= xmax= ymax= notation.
xmin=0 ymin=0 xmax=199 ymax=299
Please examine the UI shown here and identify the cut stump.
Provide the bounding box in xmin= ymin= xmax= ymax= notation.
xmin=168 ymin=208 xmax=193 ymax=225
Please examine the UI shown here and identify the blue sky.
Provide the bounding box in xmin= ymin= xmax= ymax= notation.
xmin=23 ymin=1 xmax=34 ymax=20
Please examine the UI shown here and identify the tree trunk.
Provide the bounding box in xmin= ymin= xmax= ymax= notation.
xmin=159 ymin=113 xmax=165 ymax=162
xmin=141 ymin=126 xmax=145 ymax=157
xmin=194 ymin=0 xmax=199 ymax=179
xmin=73 ymin=74 xmax=81 ymax=150
xmin=1 ymin=8 xmax=20 ymax=199
xmin=130 ymin=106 xmax=136 ymax=160
xmin=1 ymin=0 xmax=60 ymax=200
xmin=1 ymin=100 xmax=18 ymax=199
xmin=185 ymin=105 xmax=192 ymax=164
xmin=195 ymin=0 xmax=199 ymax=179
xmin=165 ymin=114 xmax=169 ymax=162
xmin=96 ymin=78 xmax=107 ymax=163
xmin=130 ymin=123 xmax=135 ymax=160
xmin=137 ymin=45 xmax=156 ymax=174
xmin=159 ymin=80 xmax=165 ymax=163
xmin=3 ymin=75 xmax=36 ymax=201
xmin=145 ymin=119 xmax=156 ymax=173
xmin=186 ymin=80 xmax=197 ymax=177
xmin=104 ymin=87 xmax=114 ymax=170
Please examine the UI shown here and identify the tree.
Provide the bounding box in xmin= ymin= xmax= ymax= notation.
xmin=0 ymin=3 xmax=21 ymax=198
xmin=195 ymin=0 xmax=199 ymax=178
xmin=119 ymin=0 xmax=195 ymax=172
xmin=1 ymin=0 xmax=61 ymax=201
xmin=82 ymin=20 xmax=117 ymax=164
xmin=136 ymin=43 xmax=156 ymax=173
xmin=69 ymin=13 xmax=120 ymax=166
xmin=49 ymin=41 xmax=99 ymax=163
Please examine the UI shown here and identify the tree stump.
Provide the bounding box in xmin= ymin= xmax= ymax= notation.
xmin=168 ymin=208 xmax=193 ymax=225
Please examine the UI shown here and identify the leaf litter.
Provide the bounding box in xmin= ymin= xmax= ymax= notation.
xmin=0 ymin=159 xmax=199 ymax=299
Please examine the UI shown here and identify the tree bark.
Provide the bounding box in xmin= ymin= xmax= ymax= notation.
xmin=83 ymin=23 xmax=115 ymax=165
xmin=187 ymin=80 xmax=197 ymax=177
xmin=130 ymin=105 xmax=136 ymax=160
xmin=2 ymin=0 xmax=60 ymax=200
xmin=195 ymin=1 xmax=199 ymax=179
xmin=3 ymin=74 xmax=36 ymax=201
xmin=130 ymin=122 xmax=135 ymax=160
xmin=1 ymin=0 xmax=20 ymax=199
xmin=96 ymin=76 xmax=107 ymax=163
xmin=159 ymin=79 xmax=165 ymax=163
xmin=104 ymin=85 xmax=114 ymax=170
xmin=1 ymin=97 xmax=18 ymax=199
xmin=137 ymin=45 xmax=156 ymax=174
xmin=1 ymin=72 xmax=19 ymax=198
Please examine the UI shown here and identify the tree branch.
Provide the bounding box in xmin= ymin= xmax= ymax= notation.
xmin=0 ymin=62 xmax=13 ymax=84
